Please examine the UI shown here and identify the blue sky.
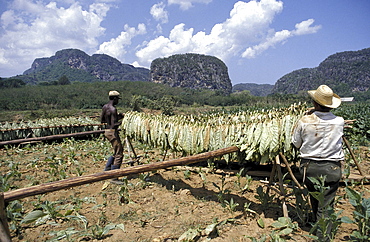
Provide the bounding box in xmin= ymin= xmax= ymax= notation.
xmin=0 ymin=0 xmax=369 ymax=85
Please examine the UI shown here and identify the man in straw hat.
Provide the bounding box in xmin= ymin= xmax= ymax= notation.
xmin=292 ymin=84 xmax=344 ymax=241
xmin=101 ymin=90 xmax=125 ymax=185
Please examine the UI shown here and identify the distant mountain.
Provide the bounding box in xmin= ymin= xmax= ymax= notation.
xmin=150 ymin=53 xmax=232 ymax=94
xmin=272 ymin=48 xmax=370 ymax=96
xmin=17 ymin=49 xmax=149 ymax=85
xmin=232 ymin=83 xmax=274 ymax=96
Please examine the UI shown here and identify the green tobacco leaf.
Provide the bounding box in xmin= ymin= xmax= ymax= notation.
xmin=64 ymin=209 xmax=74 ymax=216
xmin=21 ymin=210 xmax=47 ymax=224
xmin=345 ymin=187 xmax=362 ymax=205
xmin=102 ymin=224 xmax=117 ymax=235
xmin=257 ymin=218 xmax=265 ymax=228
xmin=278 ymin=227 xmax=293 ymax=236
xmin=116 ymin=223 xmax=125 ymax=231
xmin=341 ymin=216 xmax=353 ymax=224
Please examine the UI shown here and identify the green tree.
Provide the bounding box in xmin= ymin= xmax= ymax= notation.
xmin=0 ymin=78 xmax=26 ymax=89
xmin=58 ymin=75 xmax=71 ymax=85
xmin=159 ymin=96 xmax=175 ymax=116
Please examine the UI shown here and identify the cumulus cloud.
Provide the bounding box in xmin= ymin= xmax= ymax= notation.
xmin=136 ymin=0 xmax=285 ymax=65
xmin=150 ymin=2 xmax=168 ymax=23
xmin=135 ymin=0 xmax=321 ymax=66
xmin=96 ymin=23 xmax=146 ymax=61
xmin=242 ymin=29 xmax=291 ymax=58
xmin=0 ymin=0 xmax=110 ymax=76
xmin=293 ymin=19 xmax=322 ymax=35
xmin=242 ymin=19 xmax=321 ymax=58
xmin=0 ymin=0 xmax=322 ymax=78
xmin=168 ymin=0 xmax=213 ymax=10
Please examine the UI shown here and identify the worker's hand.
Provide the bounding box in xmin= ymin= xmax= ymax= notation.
xmin=305 ymin=107 xmax=315 ymax=115
xmin=344 ymin=119 xmax=356 ymax=129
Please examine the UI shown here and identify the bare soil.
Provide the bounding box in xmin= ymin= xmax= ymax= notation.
xmin=1 ymin=139 xmax=369 ymax=242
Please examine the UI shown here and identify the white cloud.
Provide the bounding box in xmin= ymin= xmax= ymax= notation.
xmin=136 ymin=0 xmax=289 ymax=65
xmin=243 ymin=19 xmax=321 ymax=58
xmin=168 ymin=0 xmax=213 ymax=10
xmin=293 ymin=19 xmax=321 ymax=35
xmin=0 ymin=0 xmax=323 ymax=78
xmin=0 ymin=0 xmax=110 ymax=76
xmin=135 ymin=0 xmax=321 ymax=66
xmin=96 ymin=23 xmax=146 ymax=61
xmin=242 ymin=29 xmax=291 ymax=58
xmin=150 ymin=2 xmax=168 ymax=23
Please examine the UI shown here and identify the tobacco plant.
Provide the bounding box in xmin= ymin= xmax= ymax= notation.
xmin=137 ymin=172 xmax=151 ymax=188
xmin=255 ymin=186 xmax=276 ymax=211
xmin=308 ymin=176 xmax=343 ymax=241
xmin=235 ymin=168 xmax=253 ymax=193
xmin=118 ymin=177 xmax=132 ymax=204
xmin=22 ymin=199 xmax=74 ymax=225
xmin=224 ymin=198 xmax=239 ymax=214
xmin=212 ymin=175 xmax=230 ymax=205
xmin=341 ymin=187 xmax=370 ymax=242
xmin=291 ymin=185 xmax=311 ymax=225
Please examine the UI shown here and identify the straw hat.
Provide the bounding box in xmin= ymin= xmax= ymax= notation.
xmin=307 ymin=85 xmax=341 ymax=108
xmin=109 ymin=90 xmax=121 ymax=98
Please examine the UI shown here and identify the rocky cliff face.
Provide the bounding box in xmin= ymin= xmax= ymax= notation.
xmin=272 ymin=48 xmax=370 ymax=95
xmin=23 ymin=49 xmax=149 ymax=84
xmin=150 ymin=53 xmax=232 ymax=94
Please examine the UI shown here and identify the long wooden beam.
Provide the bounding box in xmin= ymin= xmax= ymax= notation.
xmin=0 ymin=130 xmax=104 ymax=147
xmin=4 ymin=146 xmax=239 ymax=202
xmin=0 ymin=123 xmax=104 ymax=132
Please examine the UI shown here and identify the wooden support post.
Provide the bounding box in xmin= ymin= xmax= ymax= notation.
xmin=266 ymin=161 xmax=277 ymax=194
xmin=279 ymin=152 xmax=311 ymax=209
xmin=162 ymin=149 xmax=168 ymax=161
xmin=162 ymin=134 xmax=169 ymax=161
xmin=0 ymin=193 xmax=11 ymax=242
xmin=125 ymin=136 xmax=137 ymax=159
xmin=124 ymin=136 xmax=143 ymax=166
xmin=342 ymin=136 xmax=364 ymax=177
xmin=275 ymin=155 xmax=289 ymax=218
xmin=279 ymin=152 xmax=304 ymax=190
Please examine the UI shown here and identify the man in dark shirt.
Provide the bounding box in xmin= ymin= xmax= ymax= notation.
xmin=101 ymin=90 xmax=124 ymax=184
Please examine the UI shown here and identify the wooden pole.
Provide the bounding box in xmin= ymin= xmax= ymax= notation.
xmin=125 ymin=136 xmax=137 ymax=159
xmin=266 ymin=160 xmax=277 ymax=194
xmin=0 ymin=123 xmax=105 ymax=132
xmin=0 ymin=130 xmax=105 ymax=147
xmin=0 ymin=193 xmax=11 ymax=242
xmin=4 ymin=146 xmax=239 ymax=203
xmin=279 ymin=152 xmax=304 ymax=190
xmin=342 ymin=136 xmax=364 ymax=176
xmin=125 ymin=137 xmax=141 ymax=166
xmin=275 ymin=155 xmax=289 ymax=218
xmin=279 ymin=152 xmax=311 ymax=209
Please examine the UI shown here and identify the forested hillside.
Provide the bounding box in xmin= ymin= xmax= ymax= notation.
xmin=272 ymin=48 xmax=370 ymax=96
xmin=13 ymin=49 xmax=150 ymax=85
xmin=232 ymin=83 xmax=274 ymax=96
xmin=2 ymin=48 xmax=369 ymax=99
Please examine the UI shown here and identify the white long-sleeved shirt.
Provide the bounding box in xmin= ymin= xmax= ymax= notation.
xmin=292 ymin=111 xmax=344 ymax=161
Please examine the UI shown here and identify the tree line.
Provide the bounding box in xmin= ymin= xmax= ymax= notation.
xmin=0 ymin=80 xmax=308 ymax=113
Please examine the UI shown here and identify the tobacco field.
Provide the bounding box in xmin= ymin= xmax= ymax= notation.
xmin=0 ymin=103 xmax=369 ymax=241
